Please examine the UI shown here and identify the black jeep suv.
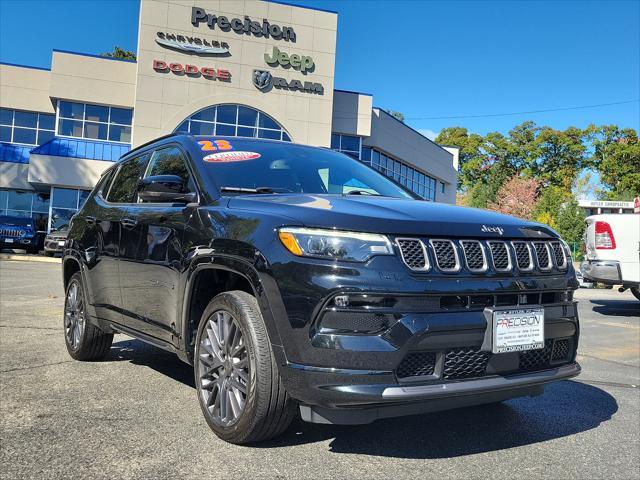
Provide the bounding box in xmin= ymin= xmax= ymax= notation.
xmin=62 ymin=134 xmax=580 ymax=444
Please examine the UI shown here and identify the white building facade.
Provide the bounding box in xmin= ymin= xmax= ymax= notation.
xmin=0 ymin=0 xmax=458 ymax=233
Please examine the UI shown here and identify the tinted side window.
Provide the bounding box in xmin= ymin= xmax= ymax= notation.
xmin=98 ymin=168 xmax=116 ymax=197
xmin=107 ymin=154 xmax=149 ymax=203
xmin=144 ymin=146 xmax=194 ymax=193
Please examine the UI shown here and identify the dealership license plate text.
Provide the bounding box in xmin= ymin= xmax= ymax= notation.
xmin=493 ymin=308 xmax=544 ymax=354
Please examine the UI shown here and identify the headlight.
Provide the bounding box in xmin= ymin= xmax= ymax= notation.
xmin=278 ymin=227 xmax=394 ymax=262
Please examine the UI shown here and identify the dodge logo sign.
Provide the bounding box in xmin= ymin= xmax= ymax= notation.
xmin=253 ymin=70 xmax=273 ymax=90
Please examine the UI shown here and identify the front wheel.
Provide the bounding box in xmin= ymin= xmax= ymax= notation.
xmin=631 ymin=287 xmax=640 ymax=302
xmin=194 ymin=291 xmax=295 ymax=444
xmin=64 ymin=272 xmax=113 ymax=360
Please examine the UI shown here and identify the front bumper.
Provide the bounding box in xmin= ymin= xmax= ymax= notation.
xmin=298 ymin=363 xmax=580 ymax=424
xmin=0 ymin=237 xmax=34 ymax=248
xmin=264 ymin=254 xmax=580 ymax=422
xmin=581 ymin=260 xmax=622 ymax=284
xmin=44 ymin=239 xmax=66 ymax=253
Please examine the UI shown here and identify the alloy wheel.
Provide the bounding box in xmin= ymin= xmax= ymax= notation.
xmin=64 ymin=282 xmax=85 ymax=350
xmin=198 ymin=310 xmax=249 ymax=426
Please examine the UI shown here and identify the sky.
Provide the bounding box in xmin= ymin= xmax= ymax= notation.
xmin=0 ymin=0 xmax=638 ymax=140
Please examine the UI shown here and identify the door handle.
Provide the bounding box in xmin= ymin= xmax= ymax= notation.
xmin=120 ymin=218 xmax=138 ymax=229
xmin=84 ymin=216 xmax=96 ymax=225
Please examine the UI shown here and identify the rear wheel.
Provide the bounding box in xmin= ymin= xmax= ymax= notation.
xmin=631 ymin=287 xmax=640 ymax=302
xmin=194 ymin=291 xmax=295 ymax=444
xmin=64 ymin=272 xmax=113 ymax=360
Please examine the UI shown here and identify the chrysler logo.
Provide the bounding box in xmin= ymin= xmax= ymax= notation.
xmin=253 ymin=70 xmax=273 ymax=90
xmin=156 ymin=32 xmax=230 ymax=56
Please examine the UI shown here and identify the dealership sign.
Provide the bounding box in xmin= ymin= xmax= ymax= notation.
xmin=191 ymin=7 xmax=296 ymax=42
xmin=153 ymin=60 xmax=231 ymax=81
xmin=264 ymin=46 xmax=314 ymax=73
xmin=252 ymin=69 xmax=323 ymax=94
xmin=156 ymin=32 xmax=230 ymax=55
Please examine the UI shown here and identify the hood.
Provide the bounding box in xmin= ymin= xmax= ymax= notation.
xmin=47 ymin=229 xmax=69 ymax=239
xmin=227 ymin=194 xmax=558 ymax=239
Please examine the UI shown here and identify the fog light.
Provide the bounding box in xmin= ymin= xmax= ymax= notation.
xmin=334 ymin=295 xmax=350 ymax=307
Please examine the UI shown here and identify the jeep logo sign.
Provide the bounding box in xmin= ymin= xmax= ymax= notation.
xmin=264 ymin=46 xmax=314 ymax=73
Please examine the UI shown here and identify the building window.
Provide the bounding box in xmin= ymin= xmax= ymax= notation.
xmin=331 ymin=133 xmax=361 ymax=159
xmin=0 ymin=108 xmax=55 ymax=146
xmin=0 ymin=189 xmax=51 ymax=232
xmin=440 ymin=182 xmax=446 ymax=194
xmin=57 ymin=101 xmax=133 ymax=143
xmin=49 ymin=187 xmax=91 ymax=231
xmin=175 ymin=105 xmax=291 ymax=142
xmin=361 ymin=146 xmax=438 ymax=201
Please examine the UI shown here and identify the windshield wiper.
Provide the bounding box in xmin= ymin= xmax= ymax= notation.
xmin=220 ymin=186 xmax=291 ymax=194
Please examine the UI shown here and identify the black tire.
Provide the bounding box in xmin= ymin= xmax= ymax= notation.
xmin=194 ymin=290 xmax=296 ymax=444
xmin=631 ymin=287 xmax=640 ymax=302
xmin=64 ymin=272 xmax=113 ymax=361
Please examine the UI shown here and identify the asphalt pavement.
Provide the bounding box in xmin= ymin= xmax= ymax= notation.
xmin=1 ymin=260 xmax=638 ymax=479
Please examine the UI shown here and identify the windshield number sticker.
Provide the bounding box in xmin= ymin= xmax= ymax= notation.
xmin=198 ymin=140 xmax=233 ymax=152
xmin=203 ymin=151 xmax=261 ymax=163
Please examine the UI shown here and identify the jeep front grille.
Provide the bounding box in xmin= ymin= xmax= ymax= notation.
xmin=396 ymin=352 xmax=436 ymax=378
xmin=550 ymin=241 xmax=567 ymax=270
xmin=460 ymin=240 xmax=487 ymax=272
xmin=396 ymin=238 xmax=429 ymax=271
xmin=488 ymin=241 xmax=511 ymax=271
xmin=429 ymin=239 xmax=459 ymax=272
xmin=443 ymin=348 xmax=490 ymax=379
xmin=533 ymin=242 xmax=552 ymax=270
xmin=396 ymin=238 xmax=567 ymax=275
xmin=512 ymin=241 xmax=533 ymax=271
xmin=0 ymin=228 xmax=25 ymax=237
xmin=396 ymin=338 xmax=574 ymax=380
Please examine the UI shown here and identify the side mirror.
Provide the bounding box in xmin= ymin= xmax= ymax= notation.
xmin=137 ymin=175 xmax=196 ymax=203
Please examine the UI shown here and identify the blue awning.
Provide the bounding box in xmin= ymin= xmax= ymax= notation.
xmin=0 ymin=143 xmax=32 ymax=164
xmin=30 ymin=137 xmax=130 ymax=162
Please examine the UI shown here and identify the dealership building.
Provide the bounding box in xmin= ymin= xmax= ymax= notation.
xmin=0 ymin=0 xmax=458 ymax=233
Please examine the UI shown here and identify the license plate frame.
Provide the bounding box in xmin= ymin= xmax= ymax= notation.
xmin=491 ymin=307 xmax=545 ymax=354
xmin=5 ymin=238 xmax=13 ymax=244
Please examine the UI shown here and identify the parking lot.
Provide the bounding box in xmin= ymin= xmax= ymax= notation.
xmin=1 ymin=259 xmax=638 ymax=480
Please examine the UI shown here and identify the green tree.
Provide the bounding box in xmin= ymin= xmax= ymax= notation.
xmin=101 ymin=46 xmax=137 ymax=61
xmin=586 ymin=125 xmax=640 ymax=200
xmin=435 ymin=127 xmax=484 ymax=188
xmin=533 ymin=185 xmax=569 ymax=226
xmin=555 ymin=198 xmax=586 ymax=259
xmin=531 ymin=126 xmax=587 ymax=192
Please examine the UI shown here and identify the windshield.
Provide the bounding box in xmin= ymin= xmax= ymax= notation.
xmin=195 ymin=138 xmax=415 ymax=199
xmin=0 ymin=216 xmax=32 ymax=227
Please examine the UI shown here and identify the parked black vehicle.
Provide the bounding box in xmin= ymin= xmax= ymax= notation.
xmin=0 ymin=215 xmax=43 ymax=254
xmin=62 ymin=134 xmax=580 ymax=444
xmin=44 ymin=227 xmax=69 ymax=257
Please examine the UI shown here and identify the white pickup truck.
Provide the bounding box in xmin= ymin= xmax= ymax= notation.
xmin=581 ymin=214 xmax=640 ymax=300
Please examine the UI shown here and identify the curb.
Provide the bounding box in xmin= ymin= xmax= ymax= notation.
xmin=0 ymin=254 xmax=61 ymax=264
